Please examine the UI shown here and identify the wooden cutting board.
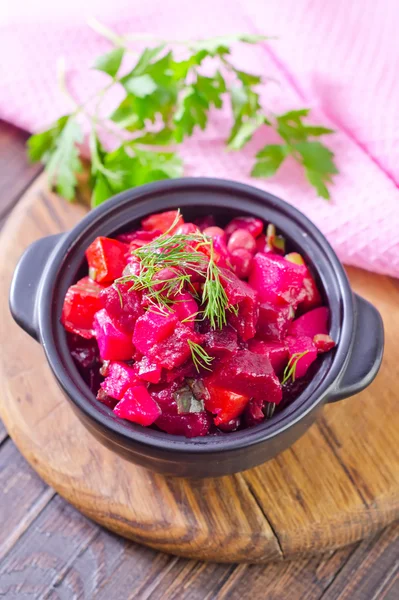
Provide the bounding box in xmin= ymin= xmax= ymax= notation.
xmin=0 ymin=174 xmax=398 ymax=563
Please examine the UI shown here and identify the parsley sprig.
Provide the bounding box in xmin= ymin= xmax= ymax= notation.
xmin=27 ymin=21 xmax=337 ymax=203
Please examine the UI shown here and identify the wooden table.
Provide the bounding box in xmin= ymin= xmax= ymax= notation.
xmin=0 ymin=120 xmax=397 ymax=600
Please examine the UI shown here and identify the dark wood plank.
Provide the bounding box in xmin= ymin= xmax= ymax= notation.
xmin=0 ymin=494 xmax=99 ymax=598
xmin=44 ymin=531 xmax=174 ymax=600
xmin=0 ymin=420 xmax=7 ymax=444
xmin=0 ymin=120 xmax=41 ymax=229
xmin=0 ymin=439 xmax=54 ymax=561
xmin=321 ymin=524 xmax=399 ymax=600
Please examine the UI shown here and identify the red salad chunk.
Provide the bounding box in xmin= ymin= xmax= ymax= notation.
xmin=99 ymin=283 xmax=143 ymax=333
xmin=63 ymin=209 xmax=336 ymax=437
xmin=100 ymin=361 xmax=138 ymax=400
xmin=142 ymin=210 xmax=183 ymax=234
xmin=114 ymin=386 xmax=161 ymax=426
xmin=249 ymin=253 xmax=307 ymax=308
xmin=62 ymin=277 xmax=104 ymax=338
xmin=86 ymin=237 xmax=128 ymax=283
xmin=93 ymin=309 xmax=134 ymax=361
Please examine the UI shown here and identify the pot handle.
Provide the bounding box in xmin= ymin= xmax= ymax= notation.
xmin=328 ymin=294 xmax=384 ymax=403
xmin=9 ymin=234 xmax=65 ymax=342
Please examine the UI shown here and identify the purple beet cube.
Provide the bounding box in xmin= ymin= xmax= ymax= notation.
xmin=248 ymin=339 xmax=288 ymax=375
xmin=132 ymin=310 xmax=178 ymax=354
xmin=221 ymin=269 xmax=259 ymax=341
xmin=257 ymin=302 xmax=293 ymax=341
xmin=114 ymin=386 xmax=161 ymax=426
xmin=214 ymin=349 xmax=282 ymax=403
xmin=156 ymin=412 xmax=211 ymax=437
xmin=100 ymin=361 xmax=138 ymax=400
xmin=148 ymin=324 xmax=201 ymax=370
xmin=134 ymin=356 xmax=163 ymax=384
xmin=249 ymin=253 xmax=306 ymax=307
xmin=99 ymin=283 xmax=143 ymax=333
xmin=93 ymin=309 xmax=134 ymax=361
xmin=288 ymin=307 xmax=329 ymax=339
xmin=203 ymin=325 xmax=238 ymax=358
xmin=285 ymin=336 xmax=318 ymax=379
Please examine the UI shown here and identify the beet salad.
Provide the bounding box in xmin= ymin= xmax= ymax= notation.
xmin=62 ymin=210 xmax=336 ymax=437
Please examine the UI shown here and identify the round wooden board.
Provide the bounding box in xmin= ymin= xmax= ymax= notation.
xmin=0 ymin=175 xmax=398 ymax=564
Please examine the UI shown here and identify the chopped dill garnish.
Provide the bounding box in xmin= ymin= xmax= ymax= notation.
xmin=114 ymin=283 xmax=124 ymax=308
xmin=116 ymin=210 xmax=235 ymax=329
xmin=188 ymin=340 xmax=214 ymax=372
xmin=281 ymin=351 xmax=310 ymax=386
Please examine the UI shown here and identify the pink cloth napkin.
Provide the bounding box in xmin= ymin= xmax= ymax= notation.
xmin=2 ymin=0 xmax=398 ymax=277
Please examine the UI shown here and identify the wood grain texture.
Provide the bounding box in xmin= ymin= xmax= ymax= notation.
xmin=0 ymin=173 xmax=398 ymax=565
xmin=0 ymin=120 xmax=41 ymax=229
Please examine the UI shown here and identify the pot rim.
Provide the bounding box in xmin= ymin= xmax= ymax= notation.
xmin=37 ymin=178 xmax=354 ymax=454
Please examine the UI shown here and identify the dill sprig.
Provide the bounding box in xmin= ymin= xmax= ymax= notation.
xmin=188 ymin=340 xmax=214 ymax=372
xmin=116 ymin=210 xmax=234 ymax=329
xmin=281 ymin=351 xmax=310 ymax=386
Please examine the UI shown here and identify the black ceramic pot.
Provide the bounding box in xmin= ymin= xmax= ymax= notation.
xmin=10 ymin=178 xmax=384 ymax=477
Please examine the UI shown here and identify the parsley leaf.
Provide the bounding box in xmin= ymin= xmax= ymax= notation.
xmin=27 ymin=115 xmax=70 ymax=163
xmin=251 ymin=144 xmax=287 ymax=177
xmin=29 ymin=116 xmax=83 ymax=200
xmin=253 ymin=111 xmax=337 ymax=199
xmin=93 ymin=47 xmax=124 ymax=78
xmin=295 ymin=141 xmax=338 ymax=200
xmin=173 ymin=87 xmax=209 ymax=142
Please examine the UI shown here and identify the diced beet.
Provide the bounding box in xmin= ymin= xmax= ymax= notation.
xmin=301 ymin=268 xmax=323 ymax=311
xmin=288 ymin=307 xmax=329 ymax=339
xmin=155 ymin=412 xmax=211 ymax=437
xmin=285 ymin=335 xmax=318 ymax=379
xmin=256 ymin=235 xmax=267 ymax=253
xmin=227 ymin=229 xmax=257 ymax=254
xmin=172 ymin=292 xmax=198 ymax=328
xmin=93 ymin=309 xmax=134 ymax=361
xmin=193 ymin=215 xmax=216 ymax=231
xmin=85 ymin=237 xmax=129 ymax=283
xmin=68 ymin=334 xmax=100 ymax=370
xmin=132 ymin=311 xmax=178 ymax=354
xmin=230 ymin=248 xmax=253 ymax=279
xmin=213 ymin=350 xmax=282 ymax=403
xmin=249 ymin=253 xmax=306 ymax=307
xmin=116 ymin=229 xmax=161 ymax=244
xmin=248 ymin=339 xmax=288 ymax=374
xmin=203 ymin=325 xmax=238 ymax=358
xmin=133 ymin=356 xmax=162 ymax=384
xmin=314 ymin=334 xmax=336 ymax=353
xmin=114 ymin=386 xmax=161 ymax=426
xmin=96 ymin=389 xmax=118 ymax=409
xmin=149 ymin=381 xmax=181 ymax=414
xmin=163 ymin=360 xmax=197 ymax=384
xmin=61 ymin=277 xmax=104 ymax=339
xmin=221 ymin=270 xmax=259 ymax=341
xmin=257 ymin=302 xmax=293 ymax=341
xmin=141 ymin=210 xmax=183 ymax=234
xmin=244 ymin=398 xmax=265 ymax=427
xmin=100 ymin=361 xmax=138 ymax=400
xmin=148 ymin=324 xmax=200 ymax=370
xmin=203 ymin=379 xmax=250 ymax=425
xmin=225 ymin=216 xmax=263 ymax=239
xmin=99 ymin=283 xmax=143 ymax=333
